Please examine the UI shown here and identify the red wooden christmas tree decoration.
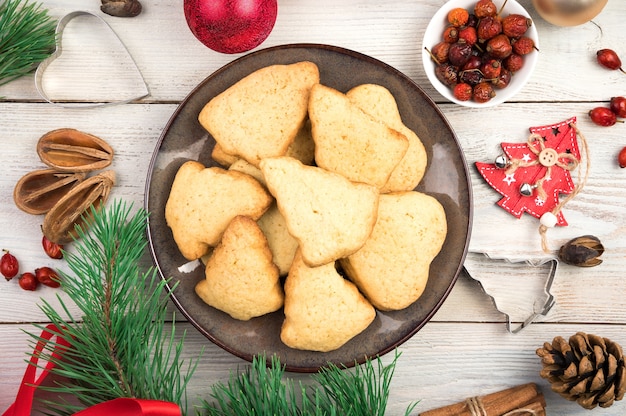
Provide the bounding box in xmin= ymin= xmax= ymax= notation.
xmin=475 ymin=117 xmax=580 ymax=226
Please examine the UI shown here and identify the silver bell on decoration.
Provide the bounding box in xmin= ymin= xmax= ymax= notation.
xmin=495 ymin=155 xmax=509 ymax=169
xmin=520 ymin=183 xmax=535 ymax=197
xmin=531 ymin=0 xmax=608 ymax=26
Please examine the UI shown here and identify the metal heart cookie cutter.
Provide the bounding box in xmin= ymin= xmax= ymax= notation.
xmin=464 ymin=252 xmax=558 ymax=333
xmin=35 ymin=11 xmax=149 ymax=108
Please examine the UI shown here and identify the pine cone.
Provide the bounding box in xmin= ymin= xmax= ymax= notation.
xmin=536 ymin=332 xmax=626 ymax=409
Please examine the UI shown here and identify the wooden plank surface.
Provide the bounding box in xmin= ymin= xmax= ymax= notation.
xmin=1 ymin=0 xmax=625 ymax=414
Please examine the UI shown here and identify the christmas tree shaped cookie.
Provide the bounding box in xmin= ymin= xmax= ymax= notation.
xmin=195 ymin=215 xmax=284 ymax=321
xmin=259 ymin=156 xmax=379 ymax=267
xmin=281 ymin=250 xmax=376 ymax=352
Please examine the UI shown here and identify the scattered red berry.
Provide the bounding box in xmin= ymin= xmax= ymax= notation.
xmin=42 ymin=235 xmax=63 ymax=259
xmin=589 ymin=107 xmax=617 ymax=126
xmin=597 ymin=49 xmax=625 ymax=74
xmin=453 ymin=83 xmax=473 ymax=101
xmin=35 ymin=266 xmax=61 ymax=288
xmin=619 ymin=147 xmax=626 ymax=168
xmin=609 ymin=96 xmax=626 ymax=118
xmin=18 ymin=272 xmax=38 ymax=291
xmin=1 ymin=250 xmax=19 ymax=280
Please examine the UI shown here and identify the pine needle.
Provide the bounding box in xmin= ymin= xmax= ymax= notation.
xmin=26 ymin=200 xmax=199 ymax=415
xmin=0 ymin=0 xmax=56 ymax=87
xmin=201 ymin=351 xmax=419 ymax=415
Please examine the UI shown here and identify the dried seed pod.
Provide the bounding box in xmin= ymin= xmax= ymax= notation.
xmin=13 ymin=169 xmax=87 ymax=215
xmin=37 ymin=128 xmax=114 ymax=172
xmin=101 ymin=0 xmax=142 ymax=17
xmin=558 ymin=235 xmax=604 ymax=267
xmin=42 ymin=170 xmax=116 ymax=244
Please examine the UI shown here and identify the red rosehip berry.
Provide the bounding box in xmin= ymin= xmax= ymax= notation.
xmin=474 ymin=0 xmax=497 ymax=18
xmin=502 ymin=14 xmax=532 ymax=38
xmin=447 ymin=7 xmax=469 ymax=27
xmin=481 ymin=58 xmax=502 ymax=79
xmin=442 ymin=26 xmax=459 ymax=43
xmin=597 ymin=49 xmax=625 ymax=73
xmin=589 ymin=107 xmax=617 ymax=126
xmin=512 ymin=36 xmax=536 ymax=55
xmin=609 ymin=96 xmax=626 ymax=118
xmin=42 ymin=235 xmax=63 ymax=259
xmin=619 ymin=146 xmax=626 ymax=168
xmin=473 ymin=82 xmax=496 ymax=103
xmin=458 ymin=26 xmax=478 ymax=46
xmin=35 ymin=266 xmax=61 ymax=288
xmin=18 ymin=272 xmax=38 ymax=291
xmin=486 ymin=34 xmax=512 ymax=59
xmin=1 ymin=250 xmax=19 ymax=280
xmin=453 ymin=83 xmax=473 ymax=101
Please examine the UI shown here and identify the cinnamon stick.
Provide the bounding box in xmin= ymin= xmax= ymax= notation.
xmin=419 ymin=383 xmax=545 ymax=416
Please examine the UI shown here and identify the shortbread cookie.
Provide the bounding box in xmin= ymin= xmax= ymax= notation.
xmin=340 ymin=191 xmax=447 ymax=311
xmin=199 ymin=61 xmax=320 ymax=167
xmin=308 ymin=83 xmax=409 ymax=188
xmin=347 ymin=84 xmax=427 ymax=192
xmin=260 ymin=156 xmax=379 ymax=267
xmin=165 ymin=161 xmax=272 ymax=260
xmin=281 ymin=250 xmax=376 ymax=352
xmin=195 ymin=216 xmax=283 ymax=321
xmin=257 ymin=202 xmax=298 ymax=276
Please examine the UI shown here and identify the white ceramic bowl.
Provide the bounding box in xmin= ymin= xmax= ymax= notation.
xmin=422 ymin=0 xmax=539 ymax=107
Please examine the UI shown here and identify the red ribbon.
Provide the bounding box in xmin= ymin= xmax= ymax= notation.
xmin=73 ymin=398 xmax=181 ymax=416
xmin=2 ymin=324 xmax=181 ymax=416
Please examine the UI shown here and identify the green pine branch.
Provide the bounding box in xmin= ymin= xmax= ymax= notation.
xmin=201 ymin=351 xmax=419 ymax=416
xmin=0 ymin=0 xmax=56 ymax=87
xmin=27 ymin=200 xmax=199 ymax=415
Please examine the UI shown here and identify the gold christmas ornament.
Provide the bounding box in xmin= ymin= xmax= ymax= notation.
xmin=532 ymin=0 xmax=608 ymax=26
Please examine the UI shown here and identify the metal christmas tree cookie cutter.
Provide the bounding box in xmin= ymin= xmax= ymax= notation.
xmin=464 ymin=252 xmax=558 ymax=334
xmin=35 ymin=11 xmax=149 ymax=108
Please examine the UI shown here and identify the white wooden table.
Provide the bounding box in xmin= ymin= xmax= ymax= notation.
xmin=1 ymin=0 xmax=625 ymax=414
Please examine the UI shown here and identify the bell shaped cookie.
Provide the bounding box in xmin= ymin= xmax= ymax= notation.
xmin=340 ymin=191 xmax=447 ymax=311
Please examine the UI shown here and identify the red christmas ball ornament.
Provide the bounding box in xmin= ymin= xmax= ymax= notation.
xmin=184 ymin=0 xmax=278 ymax=54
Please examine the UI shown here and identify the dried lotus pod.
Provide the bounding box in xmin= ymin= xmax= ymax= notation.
xmin=37 ymin=128 xmax=114 ymax=172
xmin=13 ymin=169 xmax=86 ymax=215
xmin=42 ymin=170 xmax=116 ymax=244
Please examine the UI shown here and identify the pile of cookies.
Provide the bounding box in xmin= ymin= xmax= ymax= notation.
xmin=164 ymin=61 xmax=447 ymax=352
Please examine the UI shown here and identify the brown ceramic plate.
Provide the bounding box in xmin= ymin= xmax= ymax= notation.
xmin=145 ymin=44 xmax=472 ymax=373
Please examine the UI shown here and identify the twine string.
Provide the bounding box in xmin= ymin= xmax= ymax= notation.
xmin=539 ymin=122 xmax=590 ymax=253
xmin=505 ymin=133 xmax=579 ymax=202
xmin=464 ymin=396 xmax=538 ymax=416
